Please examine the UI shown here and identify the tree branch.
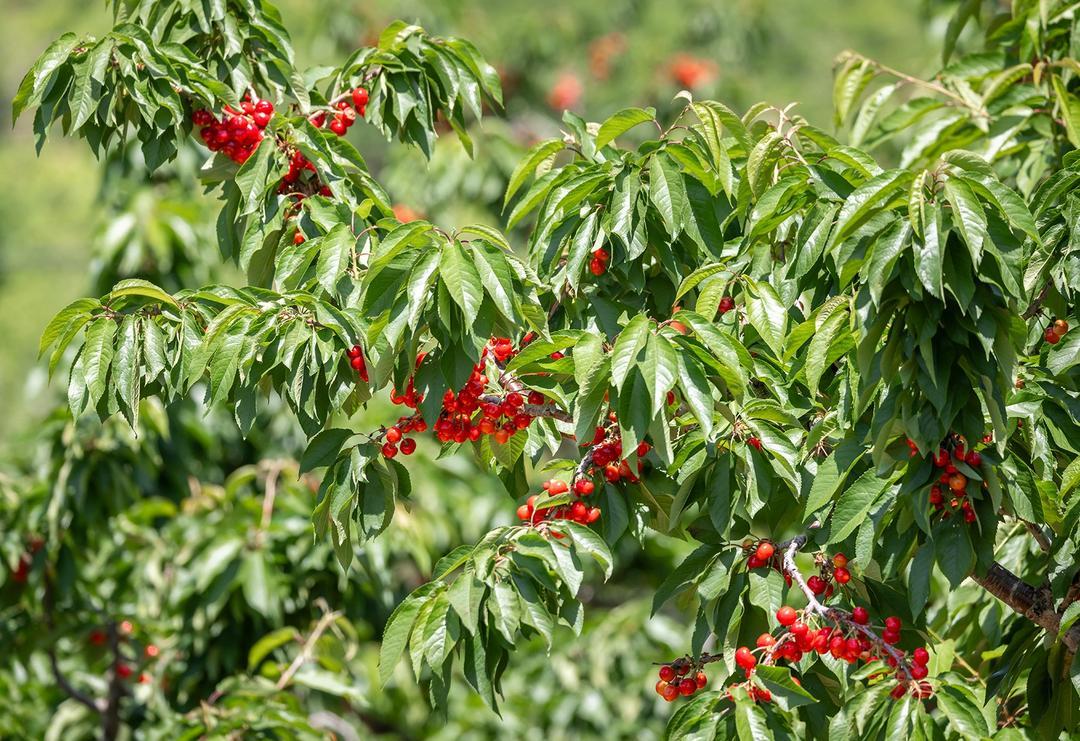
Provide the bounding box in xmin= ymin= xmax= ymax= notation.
xmin=971 ymin=562 xmax=1079 ymax=652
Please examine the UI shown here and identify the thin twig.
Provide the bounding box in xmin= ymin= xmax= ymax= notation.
xmin=276 ymin=605 xmax=342 ymax=690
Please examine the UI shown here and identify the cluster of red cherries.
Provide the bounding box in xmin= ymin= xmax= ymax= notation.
xmin=654 ymin=658 xmax=709 ymax=702
xmin=585 ymin=422 xmax=649 ymax=484
xmin=726 ymin=597 xmax=932 ymax=703
xmin=345 ymin=344 xmax=369 ymax=383
xmin=913 ymin=434 xmax=982 ymax=524
xmin=588 ymin=247 xmax=610 ymax=276
xmin=516 ymin=478 xmax=601 ymax=526
xmin=191 ymin=96 xmax=275 ymax=164
xmin=1043 ymin=318 xmax=1069 ymax=345
xmin=379 ymin=416 xmax=424 ymax=458
xmin=87 ymin=620 xmax=159 ymax=685
xmin=311 ymin=87 xmax=369 ymax=136
xmin=429 ymin=337 xmax=544 ymax=445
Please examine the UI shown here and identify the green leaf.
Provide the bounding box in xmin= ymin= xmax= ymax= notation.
xmin=596 ymin=107 xmax=656 ymax=149
xmin=828 ymin=470 xmax=889 ymax=544
xmin=235 ymin=142 xmax=275 ymax=216
xmin=69 ymin=39 xmax=113 ymax=130
xmin=831 ymin=169 xmax=910 ymax=247
xmin=13 ymin=32 xmax=78 ymax=124
xmin=936 ymin=684 xmax=990 ymax=738
xmin=1051 ymin=75 xmax=1080 ymax=149
xmin=504 ymin=138 xmax=563 ymax=206
xmin=379 ymin=585 xmax=435 ymax=686
xmin=943 ymin=177 xmax=987 ymax=268
xmin=744 ymin=281 xmax=788 ymax=359
xmin=755 ymin=665 xmax=817 ymax=708
xmin=561 ymin=522 xmax=613 ymax=579
xmin=610 ymin=314 xmax=650 ymax=391
xmin=39 ymin=297 xmax=99 ymax=358
xmin=82 ymin=318 xmax=118 ymax=409
xmin=316 ymin=223 xmax=355 ymax=294
xmin=648 ymin=153 xmax=690 ymax=236
xmin=676 ymin=351 xmax=715 ymax=439
xmin=300 ymin=428 xmax=355 ymax=473
xmin=675 ymin=262 xmax=730 ymax=303
xmin=805 ymin=306 xmax=849 ymax=399
xmin=641 ymin=333 xmax=678 ymax=419
xmin=247 ymin=627 xmax=300 ymax=670
xmin=734 ymin=694 xmax=771 ymax=741
xmin=914 ymin=204 xmax=944 ymax=299
xmin=439 ymin=240 xmax=485 ymax=326
xmin=108 ymin=279 xmax=178 ymax=308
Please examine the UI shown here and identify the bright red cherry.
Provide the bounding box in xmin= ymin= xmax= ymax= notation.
xmin=755 ymin=541 xmax=775 ymax=561
xmin=381 ymin=443 xmax=398 ymax=458
xmin=659 ymin=665 xmax=675 ymax=682
xmin=400 ymin=438 xmax=416 ymax=455
xmin=852 ymin=606 xmax=869 ymax=624
xmin=776 ymin=606 xmax=797 ymax=626
xmin=718 ymin=296 xmax=735 ymax=314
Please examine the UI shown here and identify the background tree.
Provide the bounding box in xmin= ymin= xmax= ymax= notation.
xmin=3 ymin=0 xmax=1080 ymax=739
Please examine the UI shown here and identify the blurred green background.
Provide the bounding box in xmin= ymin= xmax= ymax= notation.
xmin=0 ymin=0 xmax=937 ymax=441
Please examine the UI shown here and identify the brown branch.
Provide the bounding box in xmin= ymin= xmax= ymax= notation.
xmin=47 ymin=648 xmax=101 ymax=714
xmin=43 ymin=574 xmax=104 ymax=715
xmin=971 ymin=562 xmax=1080 ymax=652
xmin=102 ymin=621 xmax=124 ymax=740
xmin=1022 ymin=278 xmax=1052 ymax=320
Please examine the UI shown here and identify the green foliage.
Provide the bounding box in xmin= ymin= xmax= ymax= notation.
xmin=5 ymin=0 xmax=1080 ymax=737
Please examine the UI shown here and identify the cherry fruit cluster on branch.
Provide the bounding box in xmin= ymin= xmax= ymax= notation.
xmin=516 ymin=479 xmax=601 ymax=526
xmin=1043 ymin=318 xmax=1070 ymax=345
xmin=915 ymin=433 xmax=985 ymax=524
xmin=312 ymin=87 xmax=370 ymax=136
xmin=654 ymin=656 xmax=711 ymax=702
xmin=191 ymin=96 xmax=275 ymax=164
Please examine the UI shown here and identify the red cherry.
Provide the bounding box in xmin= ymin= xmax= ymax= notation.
xmin=1045 ymin=326 xmax=1061 ymax=344
xmin=586 ymin=507 xmax=601 ymax=523
xmin=678 ymin=678 xmax=696 ymax=696
xmin=1053 ymin=319 xmax=1069 ymax=337
xmin=116 ymin=663 xmax=133 ymax=679
xmin=882 ymin=630 xmax=900 ymax=645
xmin=573 ymin=479 xmax=595 ymax=496
xmin=884 ymin=616 xmax=902 ymax=632
xmin=910 ymin=663 xmax=928 ymax=679
xmin=516 ymin=504 xmax=530 ymax=520
xmin=776 ymin=606 xmax=797 ymax=626
xmin=718 ymin=296 xmax=735 ymax=314
xmin=735 ymin=646 xmax=756 ymax=670
xmin=400 ymin=438 xmax=416 ymax=455
xmin=385 ymin=426 xmax=403 ymax=444
xmin=381 ymin=443 xmax=398 ymax=458
xmin=754 ymin=541 xmax=775 ymax=561
xmin=352 ymin=87 xmax=370 ymax=108
xmin=329 ymin=118 xmax=347 ymax=136
xmin=852 ymin=606 xmax=869 ymax=624
xmin=756 ymin=633 xmax=776 ymax=648
xmin=832 ymin=553 xmax=848 ymax=568
xmin=659 ymin=665 xmax=676 ymax=682
xmin=695 ymin=671 xmax=707 ymax=688
xmin=965 ymin=450 xmax=981 ymax=467
xmin=661 ymin=683 xmax=679 ymax=701
xmin=834 ymin=567 xmax=851 ymax=584
xmin=912 ymin=647 xmax=929 ymax=665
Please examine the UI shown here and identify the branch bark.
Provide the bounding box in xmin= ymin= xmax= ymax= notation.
xmin=971 ymin=562 xmax=1079 ymax=652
